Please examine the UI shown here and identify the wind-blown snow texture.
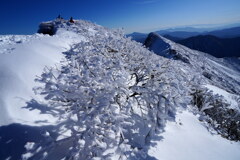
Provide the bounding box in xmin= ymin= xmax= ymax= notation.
xmin=0 ymin=29 xmax=85 ymax=126
xmin=0 ymin=19 xmax=239 ymax=160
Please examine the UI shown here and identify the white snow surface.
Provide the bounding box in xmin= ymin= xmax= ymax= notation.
xmin=0 ymin=31 xmax=85 ymax=126
xmin=204 ymin=84 xmax=240 ymax=111
xmin=0 ymin=19 xmax=240 ymax=160
xmin=148 ymin=110 xmax=240 ymax=160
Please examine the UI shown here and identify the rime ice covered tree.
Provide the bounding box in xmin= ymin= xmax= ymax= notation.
xmin=24 ymin=20 xmax=189 ymax=160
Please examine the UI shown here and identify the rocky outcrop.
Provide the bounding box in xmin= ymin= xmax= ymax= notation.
xmin=37 ymin=22 xmax=56 ymax=35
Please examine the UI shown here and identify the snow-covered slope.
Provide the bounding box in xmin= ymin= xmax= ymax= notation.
xmin=0 ymin=25 xmax=86 ymax=126
xmin=145 ymin=32 xmax=240 ymax=93
xmin=148 ymin=110 xmax=240 ymax=160
xmin=0 ymin=20 xmax=239 ymax=160
xmin=144 ymin=32 xmax=240 ymax=139
xmin=140 ymin=32 xmax=240 ymax=159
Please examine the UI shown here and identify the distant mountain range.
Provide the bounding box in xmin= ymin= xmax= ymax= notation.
xmin=127 ymin=32 xmax=147 ymax=43
xmin=127 ymin=26 xmax=240 ymax=58
xmin=206 ymin=26 xmax=240 ymax=38
xmin=128 ymin=26 xmax=240 ymax=40
xmin=176 ymin=35 xmax=240 ymax=57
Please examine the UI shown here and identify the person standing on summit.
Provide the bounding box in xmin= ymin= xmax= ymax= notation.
xmin=69 ymin=17 xmax=74 ymax=23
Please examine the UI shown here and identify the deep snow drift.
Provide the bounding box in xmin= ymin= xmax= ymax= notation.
xmin=0 ymin=19 xmax=239 ymax=160
xmin=0 ymin=31 xmax=85 ymax=126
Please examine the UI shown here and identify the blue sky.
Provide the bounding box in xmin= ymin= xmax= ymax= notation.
xmin=0 ymin=0 xmax=240 ymax=34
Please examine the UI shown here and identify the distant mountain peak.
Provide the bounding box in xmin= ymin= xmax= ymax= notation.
xmin=144 ymin=32 xmax=190 ymax=63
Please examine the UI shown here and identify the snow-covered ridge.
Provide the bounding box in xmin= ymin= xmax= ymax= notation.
xmin=143 ymin=32 xmax=240 ymax=141
xmin=0 ymin=19 xmax=239 ymax=160
xmin=38 ymin=19 xmax=105 ymax=36
xmin=144 ymin=31 xmax=240 ymax=93
xmin=29 ymin=20 xmax=189 ymax=159
xmin=0 ymin=20 xmax=92 ymax=126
